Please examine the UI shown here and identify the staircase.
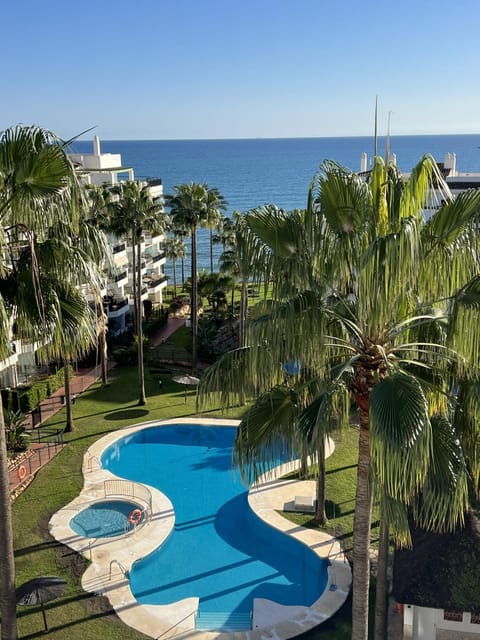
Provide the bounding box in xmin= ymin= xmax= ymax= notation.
xmin=195 ymin=611 xmax=252 ymax=631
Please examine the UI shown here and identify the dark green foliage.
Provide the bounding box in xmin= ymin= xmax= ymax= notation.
xmin=393 ymin=512 xmax=480 ymax=612
xmin=111 ymin=346 xmax=137 ymax=366
xmin=143 ymin=310 xmax=169 ymax=338
xmin=19 ymin=365 xmax=74 ymax=411
xmin=4 ymin=409 xmax=29 ymax=454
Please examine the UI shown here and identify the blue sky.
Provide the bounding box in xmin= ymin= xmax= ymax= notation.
xmin=3 ymin=0 xmax=480 ymax=140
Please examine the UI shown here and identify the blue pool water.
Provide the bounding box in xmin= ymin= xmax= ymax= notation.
xmin=70 ymin=500 xmax=144 ymax=538
xmin=101 ymin=424 xmax=328 ymax=625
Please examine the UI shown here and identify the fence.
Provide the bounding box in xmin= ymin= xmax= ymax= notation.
xmin=8 ymin=428 xmax=64 ymax=494
xmin=27 ymin=365 xmax=103 ymax=429
xmin=103 ymin=479 xmax=153 ymax=519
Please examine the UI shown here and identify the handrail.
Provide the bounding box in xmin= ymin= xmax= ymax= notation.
xmin=103 ymin=479 xmax=152 ymax=522
xmin=109 ymin=559 xmax=128 ymax=580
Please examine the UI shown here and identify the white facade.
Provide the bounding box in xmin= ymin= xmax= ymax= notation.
xmin=75 ymin=136 xmax=168 ymax=337
xmin=0 ymin=138 xmax=168 ymax=387
xmin=403 ymin=604 xmax=480 ymax=639
xmin=69 ymin=135 xmax=135 ymax=186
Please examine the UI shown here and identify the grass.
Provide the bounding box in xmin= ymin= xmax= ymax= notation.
xmin=11 ymin=360 xmax=369 ymax=639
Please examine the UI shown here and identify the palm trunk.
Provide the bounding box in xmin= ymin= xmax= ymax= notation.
xmin=100 ymin=313 xmax=108 ymax=387
xmin=131 ymin=239 xmax=137 ymax=333
xmin=352 ymin=411 xmax=373 ymax=640
xmin=0 ymin=395 xmax=18 ymax=640
xmin=374 ymin=511 xmax=390 ymax=640
xmin=315 ymin=439 xmax=328 ymax=525
xmin=172 ymin=258 xmax=177 ymax=298
xmin=209 ymin=228 xmax=214 ymax=273
xmin=191 ymin=227 xmax=198 ymax=374
xmin=63 ymin=361 xmax=74 ymax=433
xmin=137 ymin=238 xmax=146 ymax=405
xmin=239 ymin=280 xmax=248 ymax=349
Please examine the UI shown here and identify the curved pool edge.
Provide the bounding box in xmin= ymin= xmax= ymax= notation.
xmin=49 ymin=418 xmax=351 ymax=640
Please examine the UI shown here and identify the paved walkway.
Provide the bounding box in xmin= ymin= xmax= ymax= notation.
xmin=150 ymin=317 xmax=185 ymax=347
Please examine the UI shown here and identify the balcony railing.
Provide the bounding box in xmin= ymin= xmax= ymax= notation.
xmin=103 ymin=297 xmax=129 ymax=312
xmin=112 ymin=242 xmax=126 ymax=254
xmin=148 ymin=274 xmax=168 ymax=288
xmin=113 ymin=270 xmax=127 ymax=283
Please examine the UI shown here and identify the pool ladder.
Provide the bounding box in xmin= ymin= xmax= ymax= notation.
xmin=109 ymin=559 xmax=128 ymax=580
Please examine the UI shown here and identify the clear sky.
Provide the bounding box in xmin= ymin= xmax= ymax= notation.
xmin=3 ymin=0 xmax=480 ymax=140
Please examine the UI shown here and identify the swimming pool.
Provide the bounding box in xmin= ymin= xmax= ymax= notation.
xmin=70 ymin=500 xmax=145 ymax=538
xmin=101 ymin=423 xmax=328 ymax=629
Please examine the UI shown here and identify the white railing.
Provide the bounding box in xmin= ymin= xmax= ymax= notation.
xmin=103 ymin=479 xmax=152 ymax=520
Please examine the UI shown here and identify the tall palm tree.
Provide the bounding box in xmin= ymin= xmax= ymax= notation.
xmin=172 ymin=223 xmax=188 ymax=286
xmin=107 ymin=181 xmax=166 ymax=405
xmin=218 ymin=212 xmax=268 ymax=349
xmin=164 ymin=234 xmax=186 ymax=298
xmin=0 ymin=125 xmax=106 ymax=640
xmin=201 ymin=156 xmax=480 ymax=640
xmin=165 ymin=182 xmax=226 ymax=373
xmin=213 ymin=214 xmax=236 ymax=255
xmin=205 ymin=189 xmax=227 ymax=272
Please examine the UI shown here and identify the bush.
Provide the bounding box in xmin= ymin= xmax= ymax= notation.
xmin=4 ymin=410 xmax=30 ymax=454
xmin=15 ymin=365 xmax=74 ymax=412
xmin=111 ymin=346 xmax=137 ymax=366
xmin=143 ymin=312 xmax=168 ymax=338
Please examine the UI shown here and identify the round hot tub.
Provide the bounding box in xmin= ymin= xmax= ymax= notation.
xmin=70 ymin=500 xmax=145 ymax=538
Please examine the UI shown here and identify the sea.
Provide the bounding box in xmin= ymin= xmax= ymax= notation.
xmin=71 ymin=135 xmax=480 ymax=273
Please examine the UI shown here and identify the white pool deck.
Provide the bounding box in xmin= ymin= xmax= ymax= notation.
xmin=49 ymin=418 xmax=351 ymax=640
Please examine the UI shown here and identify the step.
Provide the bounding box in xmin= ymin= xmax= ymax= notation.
xmin=195 ymin=611 xmax=252 ymax=631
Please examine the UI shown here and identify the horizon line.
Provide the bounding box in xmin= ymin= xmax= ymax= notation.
xmin=73 ymin=132 xmax=480 ymax=143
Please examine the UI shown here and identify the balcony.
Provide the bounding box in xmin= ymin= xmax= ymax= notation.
xmin=148 ymin=274 xmax=168 ymax=288
xmin=112 ymin=242 xmax=126 ymax=254
xmin=115 ymin=270 xmax=127 ymax=283
xmin=103 ymin=297 xmax=129 ymax=312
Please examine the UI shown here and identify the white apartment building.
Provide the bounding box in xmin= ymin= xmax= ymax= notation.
xmin=0 ymin=137 xmax=168 ymax=388
xmin=74 ymin=136 xmax=168 ymax=336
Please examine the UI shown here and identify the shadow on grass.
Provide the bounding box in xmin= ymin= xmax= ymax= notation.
xmin=18 ymin=605 xmax=118 ymax=639
xmin=326 ymin=464 xmax=357 ymax=475
xmin=15 ymin=538 xmax=63 ymax=558
xmin=103 ymin=408 xmax=150 ymax=421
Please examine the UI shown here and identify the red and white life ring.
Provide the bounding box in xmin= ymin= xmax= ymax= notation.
xmin=17 ymin=465 xmax=27 ymax=481
xmin=128 ymin=508 xmax=143 ymax=526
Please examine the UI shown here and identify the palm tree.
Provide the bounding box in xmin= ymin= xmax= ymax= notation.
xmin=201 ymin=156 xmax=480 ymax=640
xmin=106 ymin=181 xmax=166 ymax=405
xmin=0 ymin=125 xmax=106 ymax=640
xmin=205 ymin=189 xmax=227 ymax=272
xmin=218 ymin=212 xmax=268 ymax=348
xmin=172 ymin=223 xmax=188 ymax=286
xmin=213 ymin=214 xmax=236 ymax=255
xmin=165 ymin=182 xmax=226 ymax=373
xmin=164 ymin=234 xmax=186 ymax=298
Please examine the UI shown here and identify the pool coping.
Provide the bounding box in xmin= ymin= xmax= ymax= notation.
xmin=49 ymin=417 xmax=351 ymax=639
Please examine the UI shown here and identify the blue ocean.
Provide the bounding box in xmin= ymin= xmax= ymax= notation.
xmin=72 ymin=135 xmax=480 ymax=271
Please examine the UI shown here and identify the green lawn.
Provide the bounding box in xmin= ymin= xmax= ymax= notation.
xmin=11 ymin=363 xmax=367 ymax=639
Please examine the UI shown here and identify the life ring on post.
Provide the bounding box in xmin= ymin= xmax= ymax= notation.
xmin=128 ymin=508 xmax=143 ymax=526
xmin=17 ymin=465 xmax=27 ymax=481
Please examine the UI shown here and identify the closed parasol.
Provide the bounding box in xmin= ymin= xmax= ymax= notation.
xmin=16 ymin=576 xmax=67 ymax=632
xmin=172 ymin=374 xmax=200 ymax=402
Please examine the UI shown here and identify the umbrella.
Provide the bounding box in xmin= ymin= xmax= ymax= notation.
xmin=172 ymin=374 xmax=200 ymax=403
xmin=16 ymin=576 xmax=67 ymax=632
